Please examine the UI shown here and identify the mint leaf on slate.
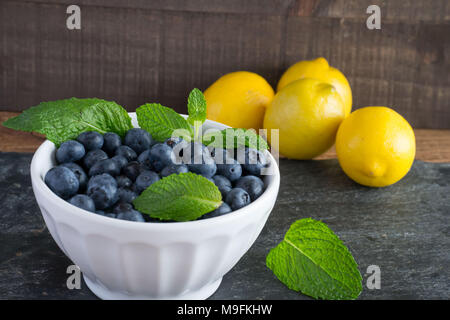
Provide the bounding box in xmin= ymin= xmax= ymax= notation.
xmin=202 ymin=128 xmax=269 ymax=151
xmin=133 ymin=172 xmax=222 ymax=222
xmin=136 ymin=103 xmax=193 ymax=142
xmin=186 ymin=88 xmax=207 ymax=141
xmin=2 ymin=98 xmax=132 ymax=146
xmin=266 ymin=218 xmax=362 ymax=300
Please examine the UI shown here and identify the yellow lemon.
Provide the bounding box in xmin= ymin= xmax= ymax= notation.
xmin=278 ymin=57 xmax=352 ymax=116
xmin=264 ymin=78 xmax=346 ymax=159
xmin=205 ymin=71 xmax=274 ymax=130
xmin=336 ymin=107 xmax=416 ymax=187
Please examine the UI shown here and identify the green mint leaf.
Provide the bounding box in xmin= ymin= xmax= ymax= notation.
xmin=202 ymin=128 xmax=269 ymax=151
xmin=2 ymin=98 xmax=132 ymax=146
xmin=136 ymin=103 xmax=193 ymax=142
xmin=266 ymin=218 xmax=362 ymax=300
xmin=187 ymin=88 xmax=207 ymax=126
xmin=133 ymin=172 xmax=222 ymax=222
xmin=186 ymin=88 xmax=207 ymax=141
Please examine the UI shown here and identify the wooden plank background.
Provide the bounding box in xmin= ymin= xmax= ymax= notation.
xmin=0 ymin=0 xmax=449 ymax=128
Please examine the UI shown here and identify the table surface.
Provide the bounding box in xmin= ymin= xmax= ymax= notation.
xmin=0 ymin=153 xmax=448 ymax=300
xmin=0 ymin=111 xmax=449 ymax=300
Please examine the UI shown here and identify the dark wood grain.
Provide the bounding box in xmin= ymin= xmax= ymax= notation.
xmin=289 ymin=0 xmax=450 ymax=21
xmin=157 ymin=11 xmax=283 ymax=111
xmin=0 ymin=1 xmax=162 ymax=110
xmin=13 ymin=0 xmax=450 ymax=21
xmin=9 ymin=0 xmax=295 ymax=16
xmin=0 ymin=1 xmax=449 ymax=127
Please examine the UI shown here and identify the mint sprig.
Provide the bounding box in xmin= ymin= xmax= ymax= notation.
xmin=187 ymin=88 xmax=207 ymax=141
xmin=266 ymin=218 xmax=362 ymax=300
xmin=135 ymin=88 xmax=268 ymax=150
xmin=203 ymin=128 xmax=269 ymax=151
xmin=133 ymin=172 xmax=222 ymax=222
xmin=2 ymin=98 xmax=133 ymax=146
xmin=136 ymin=103 xmax=193 ymax=142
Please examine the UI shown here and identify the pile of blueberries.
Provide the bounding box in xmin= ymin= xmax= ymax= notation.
xmin=44 ymin=128 xmax=270 ymax=222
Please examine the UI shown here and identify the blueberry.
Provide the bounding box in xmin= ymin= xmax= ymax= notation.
xmin=237 ymin=147 xmax=270 ymax=176
xmin=116 ymin=175 xmax=132 ymax=188
xmin=235 ymin=175 xmax=265 ymax=201
xmin=115 ymin=145 xmax=137 ymax=162
xmin=111 ymin=155 xmax=128 ymax=171
xmin=149 ymin=143 xmax=176 ymax=172
xmin=183 ymin=142 xmax=217 ymax=178
xmin=86 ymin=173 xmax=118 ymax=210
xmin=212 ymin=175 xmax=232 ymax=198
xmin=60 ymin=162 xmax=88 ymax=191
xmin=225 ymin=188 xmax=251 ymax=211
xmin=123 ymin=161 xmax=144 ymax=181
xmin=77 ymin=131 xmax=104 ymax=151
xmin=56 ymin=140 xmax=85 ymax=164
xmin=135 ymin=171 xmax=160 ymax=193
xmin=103 ymin=132 xmax=122 ymax=155
xmin=83 ymin=149 xmax=108 ymax=169
xmin=201 ymin=203 xmax=232 ymax=219
xmin=113 ymin=202 xmax=145 ymax=222
xmin=164 ymin=136 xmax=185 ymax=149
xmin=68 ymin=194 xmax=96 ymax=212
xmin=96 ymin=209 xmax=117 ymax=218
xmin=89 ymin=158 xmax=121 ymax=177
xmin=160 ymin=164 xmax=189 ymax=178
xmin=117 ymin=210 xmax=145 ymax=222
xmin=45 ymin=166 xmax=79 ymax=199
xmin=113 ymin=202 xmax=134 ymax=214
xmin=124 ymin=128 xmax=152 ymax=154
xmin=216 ymin=157 xmax=242 ymax=182
xmin=189 ymin=159 xmax=217 ymax=178
xmin=137 ymin=150 xmax=152 ymax=169
xmin=201 ymin=164 xmax=218 ymax=178
xmin=117 ymin=187 xmax=138 ymax=203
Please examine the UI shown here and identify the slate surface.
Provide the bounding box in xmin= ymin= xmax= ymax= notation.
xmin=0 ymin=152 xmax=448 ymax=300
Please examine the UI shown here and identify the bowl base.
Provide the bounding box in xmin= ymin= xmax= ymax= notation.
xmin=83 ymin=275 xmax=222 ymax=300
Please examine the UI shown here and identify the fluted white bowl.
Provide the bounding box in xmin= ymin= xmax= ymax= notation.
xmin=30 ymin=113 xmax=280 ymax=300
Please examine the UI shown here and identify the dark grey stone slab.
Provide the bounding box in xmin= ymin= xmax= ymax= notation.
xmin=0 ymin=152 xmax=448 ymax=300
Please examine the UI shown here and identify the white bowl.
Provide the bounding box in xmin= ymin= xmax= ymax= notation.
xmin=30 ymin=113 xmax=280 ymax=300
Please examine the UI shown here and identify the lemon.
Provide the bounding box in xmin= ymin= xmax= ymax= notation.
xmin=264 ymin=78 xmax=346 ymax=159
xmin=278 ymin=57 xmax=352 ymax=116
xmin=336 ymin=107 xmax=416 ymax=187
xmin=205 ymin=71 xmax=274 ymax=130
